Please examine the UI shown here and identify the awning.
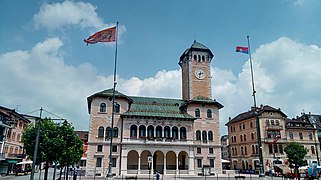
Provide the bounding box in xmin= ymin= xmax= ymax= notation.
xmin=222 ymin=159 xmax=230 ymax=163
xmin=275 ymin=164 xmax=291 ymax=174
xmin=17 ymin=161 xmax=33 ymax=165
xmin=7 ymin=160 xmax=18 ymax=164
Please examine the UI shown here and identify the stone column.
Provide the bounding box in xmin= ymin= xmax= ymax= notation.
xmin=176 ymin=155 xmax=179 ymax=174
xmin=138 ymin=155 xmax=141 ymax=174
xmin=163 ymin=155 xmax=167 ymax=175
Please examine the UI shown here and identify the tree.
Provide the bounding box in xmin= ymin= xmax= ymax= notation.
xmin=22 ymin=118 xmax=83 ymax=180
xmin=57 ymin=121 xmax=83 ymax=179
xmin=284 ymin=142 xmax=308 ymax=177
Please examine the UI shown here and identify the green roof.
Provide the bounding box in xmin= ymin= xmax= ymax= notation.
xmin=179 ymin=40 xmax=214 ymax=64
xmin=122 ymin=96 xmax=195 ymax=119
xmin=191 ymin=41 xmax=210 ymax=50
xmin=88 ymin=89 xmax=223 ymax=119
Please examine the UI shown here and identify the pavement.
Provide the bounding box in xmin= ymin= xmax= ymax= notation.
xmin=0 ymin=173 xmax=293 ymax=180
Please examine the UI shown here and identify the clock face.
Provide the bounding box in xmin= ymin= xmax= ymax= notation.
xmin=195 ymin=68 xmax=206 ymax=79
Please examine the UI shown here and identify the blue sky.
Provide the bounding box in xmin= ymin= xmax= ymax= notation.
xmin=1 ymin=0 xmax=321 ymax=134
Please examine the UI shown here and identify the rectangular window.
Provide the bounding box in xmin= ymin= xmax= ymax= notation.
xmin=311 ymin=146 xmax=315 ymax=154
xmin=209 ymin=148 xmax=213 ymax=154
xmin=197 ymin=147 xmax=201 ymax=154
xmin=112 ymin=145 xmax=117 ymax=152
xmin=210 ymin=159 xmax=214 ymax=167
xmin=274 ymin=144 xmax=278 ymax=153
xmin=197 ymin=159 xmax=202 ymax=168
xmin=289 ymin=132 xmax=293 ymax=139
xmin=97 ymin=145 xmax=103 ymax=152
xmin=268 ymin=144 xmax=273 ymax=154
xmin=96 ymin=157 xmax=102 ymax=167
xmin=112 ymin=158 xmax=117 ymax=167
xmin=279 ymin=145 xmax=283 ymax=154
xmin=299 ymin=132 xmax=303 ymax=140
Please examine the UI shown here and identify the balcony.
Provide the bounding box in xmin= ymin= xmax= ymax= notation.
xmin=264 ymin=137 xmax=287 ymax=143
xmin=266 ymin=124 xmax=283 ymax=130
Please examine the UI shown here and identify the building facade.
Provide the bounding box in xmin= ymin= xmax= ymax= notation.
xmin=226 ymin=105 xmax=320 ymax=175
xmin=0 ymin=106 xmax=30 ymax=175
xmin=286 ymin=115 xmax=320 ymax=165
xmin=85 ymin=41 xmax=223 ymax=177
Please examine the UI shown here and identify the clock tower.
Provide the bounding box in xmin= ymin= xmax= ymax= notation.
xmin=179 ymin=40 xmax=214 ymax=100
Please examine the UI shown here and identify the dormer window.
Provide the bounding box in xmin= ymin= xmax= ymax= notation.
xmin=114 ymin=103 xmax=120 ymax=113
xmin=100 ymin=103 xmax=106 ymax=113
xmin=195 ymin=108 xmax=200 ymax=118
xmin=207 ymin=109 xmax=212 ymax=118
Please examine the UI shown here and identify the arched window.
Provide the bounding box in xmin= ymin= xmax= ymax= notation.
xmin=156 ymin=126 xmax=162 ymax=138
xmin=172 ymin=126 xmax=178 ymax=139
xmin=243 ymin=134 xmax=246 ymax=141
xmin=139 ymin=125 xmax=146 ymax=138
xmin=180 ymin=127 xmax=186 ymax=140
xmin=202 ymin=131 xmax=207 ymax=142
xmin=196 ymin=130 xmax=201 ymax=140
xmin=100 ymin=103 xmax=106 ymax=113
xmin=207 ymin=109 xmax=212 ymax=118
xmin=198 ymin=55 xmax=201 ymax=62
xmin=202 ymin=55 xmax=205 ymax=62
xmin=195 ymin=108 xmax=200 ymax=118
xmin=130 ymin=125 xmax=137 ymax=138
xmin=98 ymin=126 xmax=104 ymax=138
xmin=147 ymin=125 xmax=154 ymax=138
xmin=113 ymin=127 xmax=118 ymax=137
xmin=106 ymin=127 xmax=111 ymax=138
xmin=114 ymin=103 xmax=120 ymax=113
xmin=208 ymin=131 xmax=213 ymax=141
xmin=194 ymin=55 xmax=197 ymax=60
xmin=164 ymin=126 xmax=170 ymax=138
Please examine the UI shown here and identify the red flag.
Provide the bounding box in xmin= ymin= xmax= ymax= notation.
xmin=236 ymin=46 xmax=249 ymax=54
xmin=84 ymin=26 xmax=116 ymax=44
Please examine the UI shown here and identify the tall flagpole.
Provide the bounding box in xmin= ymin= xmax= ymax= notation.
xmin=107 ymin=21 xmax=119 ymax=178
xmin=247 ymin=35 xmax=265 ymax=177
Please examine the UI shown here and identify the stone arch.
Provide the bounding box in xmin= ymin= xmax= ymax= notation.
xmin=178 ymin=151 xmax=189 ymax=170
xmin=141 ymin=150 xmax=152 ymax=170
xmin=127 ymin=150 xmax=139 ymax=170
xmin=153 ymin=150 xmax=164 ymax=174
xmin=166 ymin=151 xmax=176 ymax=170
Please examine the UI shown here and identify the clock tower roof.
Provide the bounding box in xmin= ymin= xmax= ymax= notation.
xmin=179 ymin=40 xmax=214 ymax=63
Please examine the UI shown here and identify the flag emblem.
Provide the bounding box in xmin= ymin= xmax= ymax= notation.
xmin=84 ymin=26 xmax=116 ymax=44
xmin=236 ymin=46 xmax=249 ymax=54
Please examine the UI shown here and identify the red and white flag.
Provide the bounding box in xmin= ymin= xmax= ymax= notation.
xmin=84 ymin=26 xmax=116 ymax=44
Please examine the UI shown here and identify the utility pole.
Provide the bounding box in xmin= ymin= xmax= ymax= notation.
xmin=30 ymin=107 xmax=43 ymax=180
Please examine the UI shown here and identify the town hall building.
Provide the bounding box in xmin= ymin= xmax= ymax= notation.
xmin=85 ymin=41 xmax=223 ymax=178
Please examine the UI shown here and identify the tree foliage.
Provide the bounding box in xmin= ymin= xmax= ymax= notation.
xmin=284 ymin=142 xmax=308 ymax=167
xmin=22 ymin=118 xmax=83 ymax=180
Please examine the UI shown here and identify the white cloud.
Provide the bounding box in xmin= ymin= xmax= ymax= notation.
xmin=214 ymin=37 xmax=321 ymax=134
xmin=1 ymin=36 xmax=321 ymax=134
xmin=33 ymin=1 xmax=105 ymax=30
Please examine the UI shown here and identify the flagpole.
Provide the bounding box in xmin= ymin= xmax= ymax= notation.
xmin=107 ymin=21 xmax=119 ymax=178
xmin=247 ymin=35 xmax=265 ymax=177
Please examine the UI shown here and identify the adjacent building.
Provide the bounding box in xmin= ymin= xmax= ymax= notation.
xmin=85 ymin=41 xmax=223 ymax=177
xmin=226 ymin=105 xmax=320 ymax=175
xmin=0 ymin=106 xmax=31 ymax=175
